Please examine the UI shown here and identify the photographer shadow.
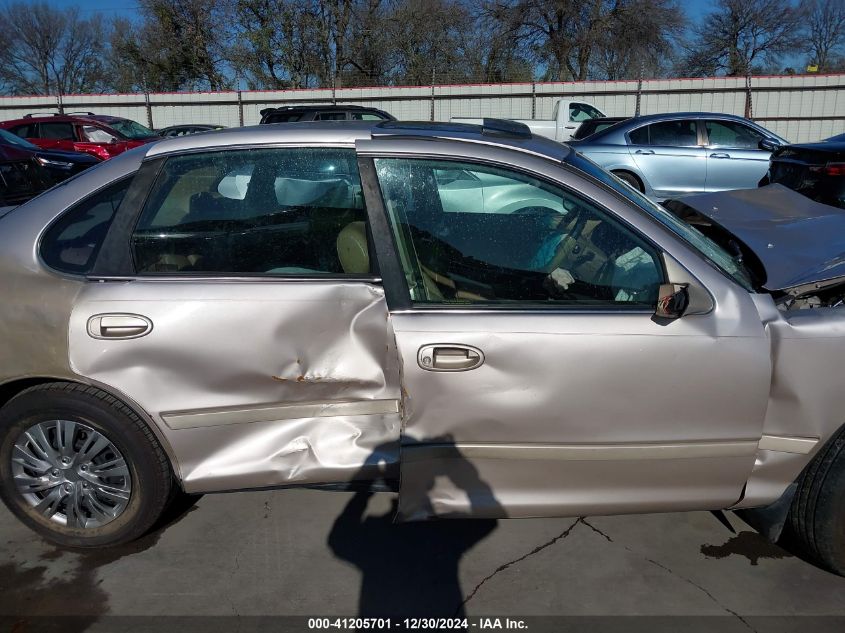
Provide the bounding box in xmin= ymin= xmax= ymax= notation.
xmin=327 ymin=438 xmax=502 ymax=618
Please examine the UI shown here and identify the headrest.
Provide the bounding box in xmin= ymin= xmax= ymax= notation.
xmin=337 ymin=221 xmax=369 ymax=274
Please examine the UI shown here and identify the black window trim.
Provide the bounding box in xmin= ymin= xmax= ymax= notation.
xmin=92 ymin=147 xmax=383 ymax=282
xmin=358 ymin=153 xmax=668 ymax=314
xmin=37 ymin=174 xmax=137 ymax=280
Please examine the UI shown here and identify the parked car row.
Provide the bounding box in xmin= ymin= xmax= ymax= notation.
xmin=0 ymin=103 xmax=842 ymax=212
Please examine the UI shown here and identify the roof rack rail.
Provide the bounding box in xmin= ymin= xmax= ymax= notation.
xmin=22 ymin=112 xmax=61 ymax=118
xmin=65 ymin=111 xmax=96 ymax=116
xmin=480 ymin=118 xmax=531 ymax=138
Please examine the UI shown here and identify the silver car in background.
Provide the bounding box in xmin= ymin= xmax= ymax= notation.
xmin=3 ymin=120 xmax=845 ymax=578
xmin=569 ymin=112 xmax=787 ymax=199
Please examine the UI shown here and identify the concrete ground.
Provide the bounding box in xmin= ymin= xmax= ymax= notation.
xmin=1 ymin=488 xmax=845 ymax=632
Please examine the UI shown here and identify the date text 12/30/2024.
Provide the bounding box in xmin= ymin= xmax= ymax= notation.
xmin=307 ymin=618 xmax=529 ymax=629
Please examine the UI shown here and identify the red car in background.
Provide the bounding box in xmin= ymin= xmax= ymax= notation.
xmin=0 ymin=113 xmax=161 ymax=161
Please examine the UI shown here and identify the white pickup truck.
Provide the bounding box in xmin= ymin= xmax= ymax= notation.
xmin=451 ymin=99 xmax=606 ymax=142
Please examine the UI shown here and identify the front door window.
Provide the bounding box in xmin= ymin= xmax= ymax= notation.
xmin=374 ymin=158 xmax=662 ymax=307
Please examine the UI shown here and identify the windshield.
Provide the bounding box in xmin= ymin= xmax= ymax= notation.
xmin=564 ymin=152 xmax=754 ymax=291
xmin=104 ymin=119 xmax=157 ymax=140
xmin=0 ymin=128 xmax=39 ymax=151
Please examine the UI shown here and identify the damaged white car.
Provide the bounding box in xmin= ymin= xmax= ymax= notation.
xmin=0 ymin=120 xmax=844 ymax=577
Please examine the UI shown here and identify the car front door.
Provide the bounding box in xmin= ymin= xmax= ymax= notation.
xmin=357 ymin=139 xmax=771 ymax=521
xmin=64 ymin=145 xmax=401 ymax=493
xmin=703 ymin=119 xmax=773 ymax=191
xmin=627 ymin=119 xmax=707 ymax=198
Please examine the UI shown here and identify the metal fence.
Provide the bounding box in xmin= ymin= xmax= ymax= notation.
xmin=1 ymin=73 xmax=843 ymax=143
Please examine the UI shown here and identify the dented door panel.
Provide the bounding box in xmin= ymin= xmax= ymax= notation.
xmin=68 ymin=280 xmax=401 ymax=492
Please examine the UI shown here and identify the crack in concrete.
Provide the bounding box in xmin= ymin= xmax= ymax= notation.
xmin=579 ymin=518 xmax=758 ymax=632
xmin=455 ymin=517 xmax=581 ymax=616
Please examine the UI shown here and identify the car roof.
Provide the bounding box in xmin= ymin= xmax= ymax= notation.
xmin=262 ymin=104 xmax=387 ymax=112
xmin=626 ymin=112 xmax=752 ymax=123
xmin=4 ymin=113 xmax=128 ymax=126
xmin=144 ymin=120 xmax=571 ymax=162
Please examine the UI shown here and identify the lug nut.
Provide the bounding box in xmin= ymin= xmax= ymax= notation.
xmin=50 ymin=469 xmax=59 ymax=477
xmin=61 ymin=457 xmax=71 ymax=465
xmin=63 ymin=483 xmax=72 ymax=492
xmin=80 ymin=465 xmax=87 ymax=471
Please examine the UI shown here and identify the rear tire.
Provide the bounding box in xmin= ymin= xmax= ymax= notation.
xmin=785 ymin=424 xmax=845 ymax=575
xmin=612 ymin=170 xmax=643 ymax=192
xmin=0 ymin=382 xmax=172 ymax=548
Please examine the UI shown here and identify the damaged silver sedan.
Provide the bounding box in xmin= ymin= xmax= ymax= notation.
xmin=1 ymin=120 xmax=844 ymax=576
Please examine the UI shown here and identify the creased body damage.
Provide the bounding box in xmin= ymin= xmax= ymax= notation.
xmin=68 ymin=281 xmax=401 ymax=493
xmin=737 ymin=295 xmax=845 ymax=508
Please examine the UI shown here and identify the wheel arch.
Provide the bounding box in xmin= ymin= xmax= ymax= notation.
xmin=610 ymin=168 xmax=646 ymax=193
xmin=0 ymin=376 xmax=183 ymax=488
xmin=734 ymin=419 xmax=845 ymax=544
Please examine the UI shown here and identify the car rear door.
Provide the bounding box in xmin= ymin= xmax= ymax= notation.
xmin=703 ymin=119 xmax=772 ymax=191
xmin=627 ymin=119 xmax=706 ymax=198
xmin=37 ymin=121 xmax=79 ymax=152
xmin=65 ymin=145 xmax=401 ymax=494
xmin=357 ymin=138 xmax=771 ymax=521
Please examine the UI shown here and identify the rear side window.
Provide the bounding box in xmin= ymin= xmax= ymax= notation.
xmin=131 ymin=147 xmax=370 ymax=276
xmin=315 ymin=112 xmax=347 ymax=121
xmin=40 ymin=123 xmax=76 ymax=140
xmin=10 ymin=124 xmax=35 ymax=138
xmin=41 ymin=179 xmax=130 ymax=274
xmin=628 ymin=120 xmax=698 ymax=147
xmin=263 ymin=112 xmax=303 ymax=123
xmin=350 ymin=112 xmax=387 ymax=121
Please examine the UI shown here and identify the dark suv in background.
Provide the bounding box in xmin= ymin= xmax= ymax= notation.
xmin=0 ymin=113 xmax=160 ymax=161
xmin=0 ymin=143 xmax=48 ymax=207
xmin=0 ymin=128 xmax=98 ymax=185
xmin=259 ymin=105 xmax=395 ymax=124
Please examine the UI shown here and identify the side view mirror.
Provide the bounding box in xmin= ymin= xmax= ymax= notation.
xmin=758 ymin=138 xmax=779 ymax=152
xmin=655 ymin=283 xmax=689 ymax=319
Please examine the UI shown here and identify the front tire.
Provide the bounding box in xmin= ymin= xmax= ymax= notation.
xmin=786 ymin=425 xmax=845 ymax=575
xmin=0 ymin=382 xmax=172 ymax=548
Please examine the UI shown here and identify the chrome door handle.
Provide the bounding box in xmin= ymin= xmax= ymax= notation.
xmin=634 ymin=149 xmax=655 ymax=155
xmin=418 ymin=344 xmax=484 ymax=372
xmin=87 ymin=314 xmax=153 ymax=339
xmin=710 ymin=153 xmax=731 ymax=159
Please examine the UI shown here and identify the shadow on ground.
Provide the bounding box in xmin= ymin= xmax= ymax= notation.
xmin=328 ymin=439 xmax=501 ymax=617
xmin=701 ymin=530 xmax=793 ymax=566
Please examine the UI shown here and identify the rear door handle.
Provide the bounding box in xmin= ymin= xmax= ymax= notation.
xmin=87 ymin=314 xmax=153 ymax=339
xmin=634 ymin=149 xmax=655 ymax=155
xmin=710 ymin=153 xmax=731 ymax=159
xmin=418 ymin=344 xmax=484 ymax=372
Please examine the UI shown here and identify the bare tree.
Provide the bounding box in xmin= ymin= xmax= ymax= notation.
xmin=110 ymin=0 xmax=232 ymax=92
xmin=484 ymin=0 xmax=684 ymax=82
xmin=594 ymin=0 xmax=685 ymax=80
xmin=682 ymin=0 xmax=806 ymax=77
xmin=0 ymin=2 xmax=105 ymax=95
xmin=229 ymin=0 xmax=323 ymax=89
xmin=804 ymin=0 xmax=845 ymax=71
